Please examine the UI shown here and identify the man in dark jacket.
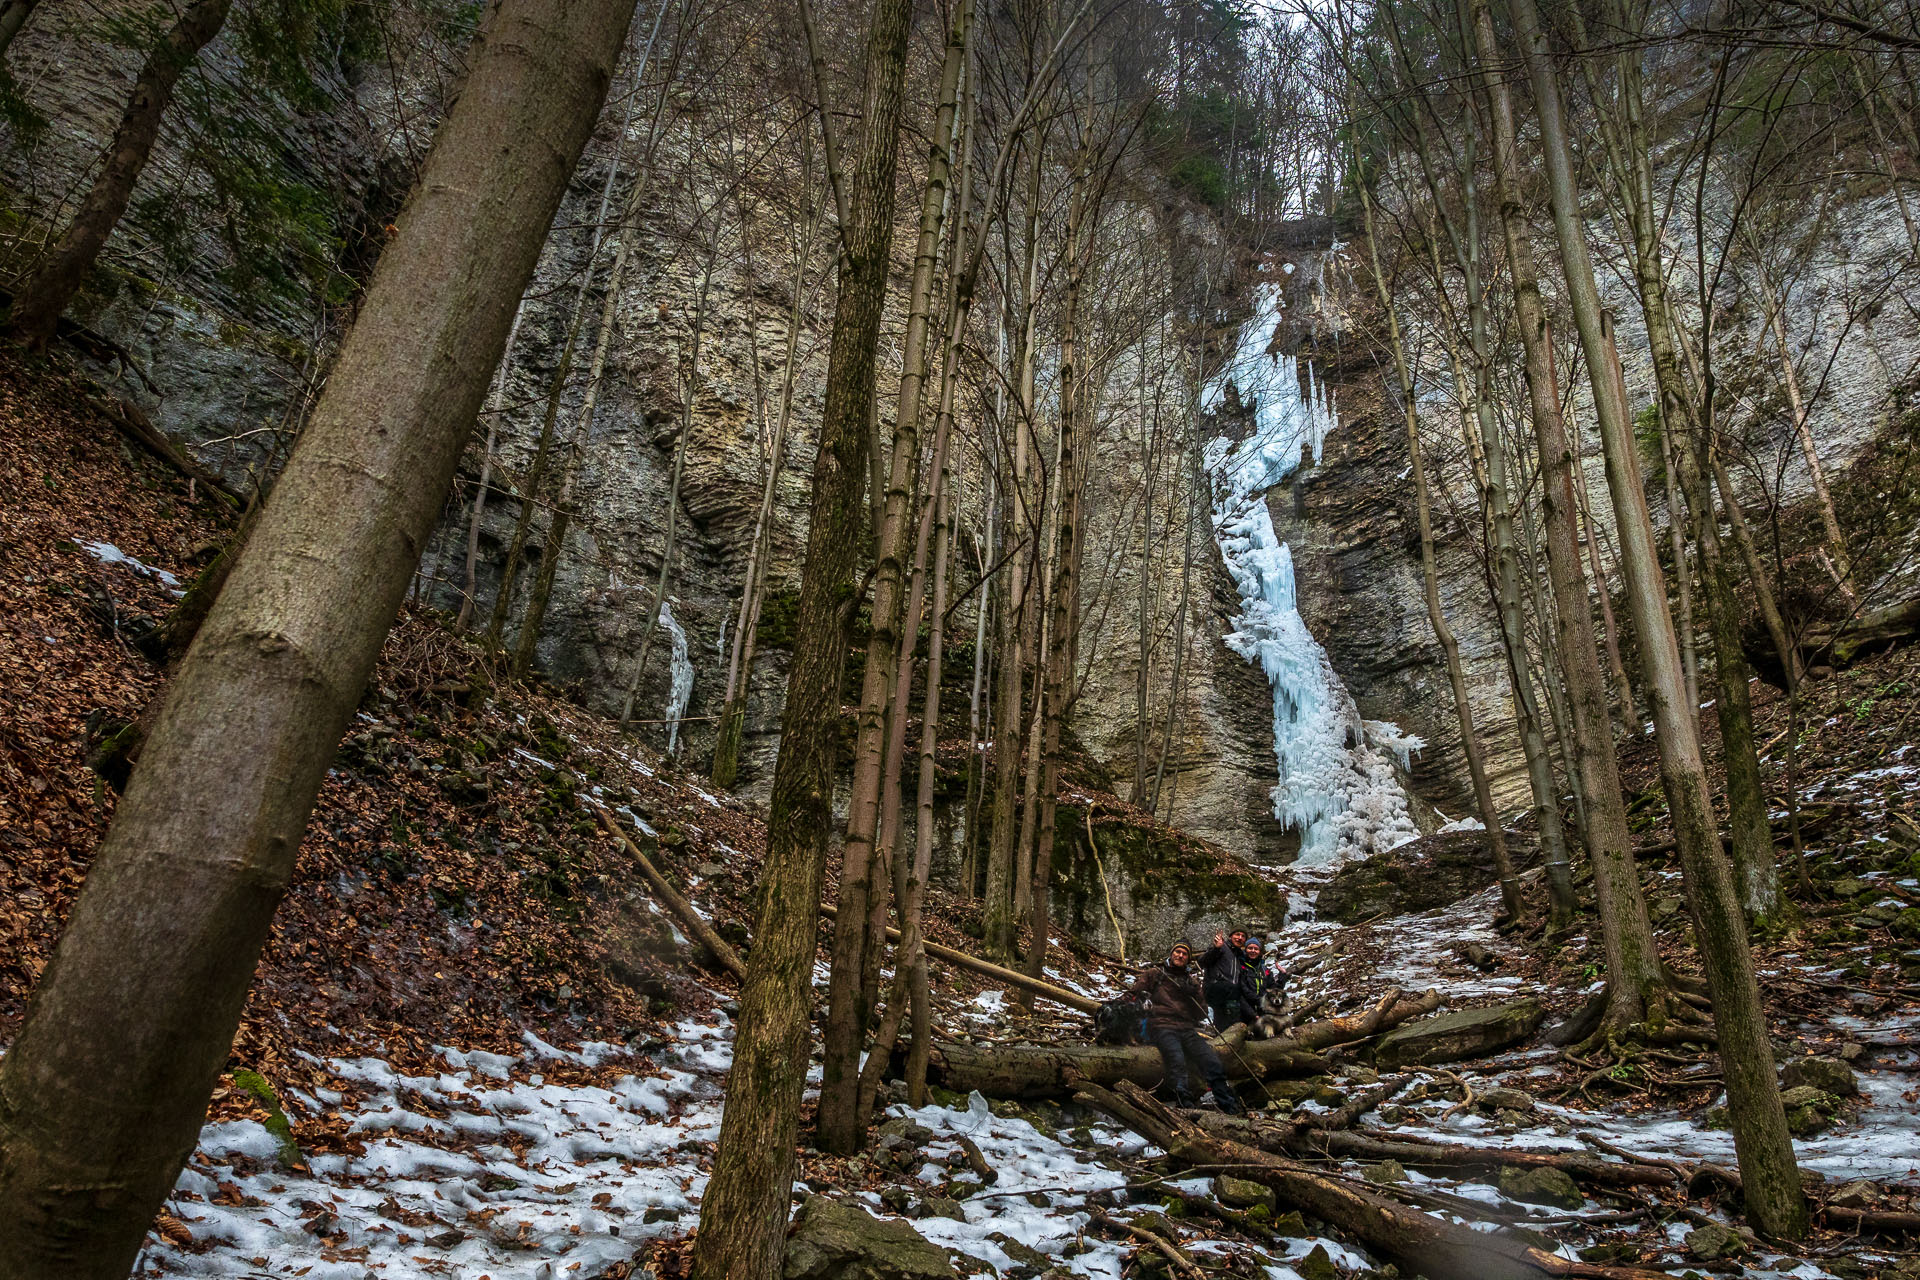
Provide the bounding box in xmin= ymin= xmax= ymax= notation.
xmin=1198 ymin=929 xmax=1248 ymax=1029
xmin=1129 ymin=940 xmax=1246 ymax=1113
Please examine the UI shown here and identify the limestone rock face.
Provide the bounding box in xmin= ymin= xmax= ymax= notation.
xmin=1372 ymin=999 xmax=1544 ymax=1068
xmin=783 ymin=1197 xmax=957 ymax=1280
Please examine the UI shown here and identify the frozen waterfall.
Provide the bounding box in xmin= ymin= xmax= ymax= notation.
xmin=660 ymin=601 xmax=694 ymax=755
xmin=1206 ymin=282 xmax=1422 ymax=865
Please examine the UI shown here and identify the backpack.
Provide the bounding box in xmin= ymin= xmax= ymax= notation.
xmin=1092 ymin=995 xmax=1147 ymax=1045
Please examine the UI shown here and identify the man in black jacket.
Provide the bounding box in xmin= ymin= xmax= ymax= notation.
xmin=1128 ymin=940 xmax=1246 ymax=1113
xmin=1198 ymin=929 xmax=1248 ymax=1029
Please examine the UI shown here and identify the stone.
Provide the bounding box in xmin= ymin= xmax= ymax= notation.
xmin=1296 ymin=1244 xmax=1339 ymax=1280
xmin=1459 ymin=943 xmax=1496 ymax=970
xmin=1362 ymin=1160 xmax=1407 ymax=1185
xmin=1776 ymin=1085 xmax=1837 ymax=1111
xmin=1213 ymin=1175 xmax=1276 ymax=1212
xmin=1497 ymin=1166 xmax=1583 ymax=1209
xmin=917 ymin=1195 xmax=967 ymax=1222
xmin=1272 ymin=1211 xmax=1309 ymax=1237
xmin=783 ymin=1197 xmax=958 ymax=1280
xmin=1894 ymin=908 xmax=1920 ymax=942
xmin=1373 ymin=1000 xmax=1545 ymax=1068
xmin=985 ymin=1235 xmax=1052 ymax=1272
xmin=694 ymin=862 xmax=726 ymax=878
xmin=1476 ymin=1087 xmax=1535 ymax=1114
xmin=1781 ymin=1055 xmax=1859 ymax=1098
xmin=1830 ymin=877 xmax=1874 ymax=898
xmin=642 ymin=1206 xmax=681 ymax=1224
xmin=1827 ymin=1178 xmax=1882 ymax=1209
xmin=1683 ymin=1223 xmax=1745 ymax=1262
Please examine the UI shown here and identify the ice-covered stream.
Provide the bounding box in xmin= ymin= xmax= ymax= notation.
xmin=1205 ymin=280 xmax=1421 ymax=867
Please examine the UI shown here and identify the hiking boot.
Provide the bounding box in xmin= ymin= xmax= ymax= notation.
xmin=1213 ymin=1087 xmax=1246 ymax=1116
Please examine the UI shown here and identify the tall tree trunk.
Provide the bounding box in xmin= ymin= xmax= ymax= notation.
xmin=5 ymin=0 xmax=233 ymax=347
xmin=1028 ymin=141 xmax=1089 ymax=991
xmin=1352 ymin=150 xmax=1521 ymax=923
xmin=509 ymin=7 xmax=674 ymax=677
xmin=0 ymin=4 xmax=632 ymax=1272
xmin=1391 ymin=41 xmax=1578 ymax=918
xmin=1507 ymin=0 xmax=1808 ymax=1238
xmin=817 ymin=8 xmax=966 ymax=1152
xmin=688 ymin=0 xmax=915 ymax=1265
xmin=1465 ymin=0 xmax=1668 ymax=1017
xmin=984 ymin=144 xmax=1046 ymax=962
xmin=1592 ymin=18 xmax=1783 ymax=926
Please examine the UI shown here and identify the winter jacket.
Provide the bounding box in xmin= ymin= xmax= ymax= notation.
xmin=1197 ymin=942 xmax=1244 ymax=996
xmin=1129 ymin=961 xmax=1209 ymax=1031
xmin=1239 ymin=965 xmax=1284 ymax=1023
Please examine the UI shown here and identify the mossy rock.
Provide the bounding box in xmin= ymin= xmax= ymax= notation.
xmin=1497 ymin=1166 xmax=1582 ymax=1209
xmin=1891 ymin=908 xmax=1920 ymax=941
xmin=1373 ymin=1000 xmax=1544 ymax=1068
xmin=783 ymin=1197 xmax=957 ymax=1280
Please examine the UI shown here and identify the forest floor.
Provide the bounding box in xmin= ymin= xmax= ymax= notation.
xmin=4 ymin=350 xmax=1920 ymax=1278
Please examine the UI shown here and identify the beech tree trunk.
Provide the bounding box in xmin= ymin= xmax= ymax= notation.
xmin=1028 ymin=142 xmax=1090 ymax=991
xmin=817 ymin=12 xmax=966 ymax=1151
xmin=5 ymin=0 xmax=233 ymax=348
xmin=1463 ymin=0 xmax=1667 ymax=1019
xmin=0 ymin=4 xmax=633 ymax=1273
xmin=688 ymin=0 xmax=915 ymax=1267
xmin=1507 ymin=0 xmax=1808 ymax=1238
xmin=1353 ymin=163 xmax=1519 ymax=922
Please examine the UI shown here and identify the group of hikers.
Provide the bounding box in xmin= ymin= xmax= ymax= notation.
xmin=1122 ymin=928 xmax=1286 ymax=1114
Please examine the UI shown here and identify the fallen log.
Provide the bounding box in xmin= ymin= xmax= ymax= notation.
xmin=597 ymin=809 xmax=747 ymax=982
xmin=1186 ymin=1114 xmax=1675 ymax=1190
xmin=927 ymin=1032 xmax=1328 ymax=1100
xmin=925 ymin=991 xmax=1444 ymax=1101
xmin=1079 ymin=1079 xmax=1672 ymax=1280
xmin=819 ymin=901 xmax=1099 ymax=1014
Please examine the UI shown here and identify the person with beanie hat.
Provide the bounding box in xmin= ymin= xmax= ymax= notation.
xmin=1127 ymin=940 xmax=1245 ymax=1113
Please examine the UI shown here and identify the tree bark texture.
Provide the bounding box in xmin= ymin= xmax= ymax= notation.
xmin=0 ymin=3 xmax=633 ymax=1273
xmin=1463 ymin=0 xmax=1666 ymax=1016
xmin=817 ymin=12 xmax=966 ymax=1151
xmin=687 ymin=0 xmax=915 ymax=1267
xmin=1506 ymin=0 xmax=1808 ymax=1238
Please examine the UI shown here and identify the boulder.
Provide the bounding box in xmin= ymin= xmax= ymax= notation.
xmin=1684 ymin=1223 xmax=1745 ymax=1262
xmin=1828 ymin=1179 xmax=1882 ymax=1209
xmin=1296 ymin=1244 xmax=1340 ymax=1280
xmin=1476 ymin=1087 xmax=1535 ymax=1114
xmin=1781 ymin=1055 xmax=1858 ymax=1098
xmin=1362 ymin=1160 xmax=1407 ymax=1185
xmin=1372 ymin=1000 xmax=1545 ymax=1068
xmin=784 ymin=1197 xmax=958 ymax=1280
xmin=1213 ymin=1174 xmax=1277 ymax=1213
xmin=1497 ymin=1166 xmax=1583 ymax=1209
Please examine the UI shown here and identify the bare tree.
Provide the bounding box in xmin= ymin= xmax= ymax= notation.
xmin=0 ymin=1 xmax=636 ymax=1271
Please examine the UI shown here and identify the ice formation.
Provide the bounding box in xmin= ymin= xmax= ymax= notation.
xmin=660 ymin=601 xmax=694 ymax=755
xmin=1205 ymin=282 xmax=1422 ymax=865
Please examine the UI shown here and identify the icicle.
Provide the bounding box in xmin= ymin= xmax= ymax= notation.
xmin=660 ymin=602 xmax=694 ymax=755
xmin=1203 ymin=278 xmax=1423 ymax=866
